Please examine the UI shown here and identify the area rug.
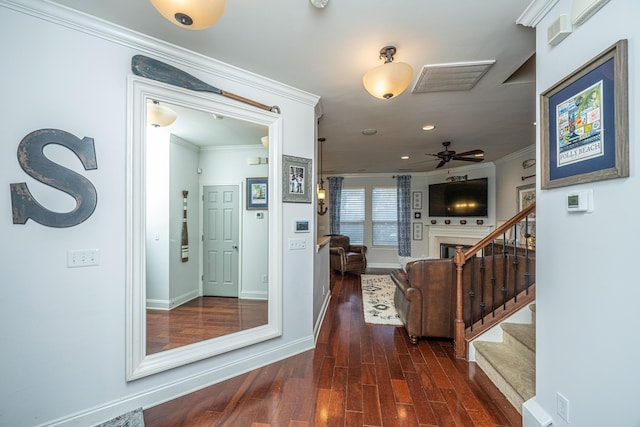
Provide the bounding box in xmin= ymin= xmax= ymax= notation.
xmin=360 ymin=274 xmax=403 ymax=326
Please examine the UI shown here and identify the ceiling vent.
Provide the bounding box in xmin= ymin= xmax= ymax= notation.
xmin=412 ymin=60 xmax=495 ymax=94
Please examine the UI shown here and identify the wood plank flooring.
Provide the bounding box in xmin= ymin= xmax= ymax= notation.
xmin=144 ymin=272 xmax=522 ymax=426
xmin=147 ymin=296 xmax=268 ymax=354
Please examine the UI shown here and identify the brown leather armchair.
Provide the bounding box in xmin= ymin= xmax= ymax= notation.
xmin=329 ymin=235 xmax=367 ymax=275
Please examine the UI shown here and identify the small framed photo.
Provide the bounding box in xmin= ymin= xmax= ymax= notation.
xmin=246 ymin=177 xmax=268 ymax=210
xmin=412 ymin=222 xmax=423 ymax=240
xmin=282 ymin=155 xmax=312 ymax=203
xmin=414 ymin=212 xmax=421 ymax=219
xmin=540 ymin=39 xmax=628 ymax=189
xmin=516 ymin=184 xmax=536 ymax=219
xmin=412 ymin=192 xmax=422 ymax=210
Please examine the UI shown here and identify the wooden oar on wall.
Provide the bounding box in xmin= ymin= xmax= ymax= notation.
xmin=131 ymin=55 xmax=280 ymax=113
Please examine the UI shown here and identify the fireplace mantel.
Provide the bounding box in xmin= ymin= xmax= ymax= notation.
xmin=426 ymin=224 xmax=493 ymax=258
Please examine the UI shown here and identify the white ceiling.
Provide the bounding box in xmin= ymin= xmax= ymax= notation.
xmin=50 ymin=0 xmax=537 ymax=174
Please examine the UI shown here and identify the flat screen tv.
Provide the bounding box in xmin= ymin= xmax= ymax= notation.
xmin=428 ymin=178 xmax=488 ymax=217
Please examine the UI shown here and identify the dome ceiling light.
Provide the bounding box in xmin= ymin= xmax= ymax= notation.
xmin=147 ymin=100 xmax=177 ymax=127
xmin=150 ymin=0 xmax=226 ymax=30
xmin=362 ymin=46 xmax=413 ymax=100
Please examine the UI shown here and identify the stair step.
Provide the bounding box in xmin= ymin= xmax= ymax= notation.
xmin=502 ymin=322 xmax=535 ymax=355
xmin=474 ymin=339 xmax=535 ymax=413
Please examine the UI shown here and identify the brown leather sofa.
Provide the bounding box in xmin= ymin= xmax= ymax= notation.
xmin=390 ymin=258 xmax=456 ymax=344
xmin=329 ymin=235 xmax=367 ymax=275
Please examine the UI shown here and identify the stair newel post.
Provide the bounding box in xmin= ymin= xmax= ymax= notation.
xmin=454 ymin=245 xmax=467 ymax=359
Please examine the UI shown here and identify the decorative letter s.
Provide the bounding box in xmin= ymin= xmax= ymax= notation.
xmin=10 ymin=129 xmax=98 ymax=227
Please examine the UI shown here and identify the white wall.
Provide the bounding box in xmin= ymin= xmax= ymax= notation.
xmin=530 ymin=1 xmax=640 ymax=425
xmin=495 ymin=145 xmax=536 ymax=222
xmin=0 ymin=2 xmax=318 ymax=425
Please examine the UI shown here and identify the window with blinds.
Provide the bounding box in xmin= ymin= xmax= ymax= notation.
xmin=339 ymin=188 xmax=365 ymax=244
xmin=372 ymin=187 xmax=398 ymax=246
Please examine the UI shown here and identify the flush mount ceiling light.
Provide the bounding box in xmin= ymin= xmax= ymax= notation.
xmin=147 ymin=100 xmax=177 ymax=127
xmin=362 ymin=46 xmax=413 ymax=100
xmin=422 ymin=124 xmax=435 ymax=131
xmin=310 ymin=0 xmax=329 ymax=8
xmin=150 ymin=0 xmax=226 ymax=30
xmin=361 ymin=128 xmax=378 ymax=135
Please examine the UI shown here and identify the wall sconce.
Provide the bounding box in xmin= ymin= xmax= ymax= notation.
xmin=147 ymin=100 xmax=177 ymax=127
xmin=150 ymin=0 xmax=226 ymax=30
xmin=317 ymin=138 xmax=328 ymax=215
xmin=362 ymin=46 xmax=413 ymax=99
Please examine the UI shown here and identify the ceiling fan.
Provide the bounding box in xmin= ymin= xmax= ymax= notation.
xmin=419 ymin=141 xmax=485 ymax=169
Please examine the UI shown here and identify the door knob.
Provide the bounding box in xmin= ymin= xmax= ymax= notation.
xmin=232 ymin=245 xmax=238 ymax=249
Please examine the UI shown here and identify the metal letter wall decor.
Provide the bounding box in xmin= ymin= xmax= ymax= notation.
xmin=10 ymin=129 xmax=98 ymax=227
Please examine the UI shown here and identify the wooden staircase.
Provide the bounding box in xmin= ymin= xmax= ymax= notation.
xmin=473 ymin=304 xmax=536 ymax=413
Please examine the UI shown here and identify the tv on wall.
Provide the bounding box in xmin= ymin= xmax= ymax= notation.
xmin=428 ymin=178 xmax=488 ymax=217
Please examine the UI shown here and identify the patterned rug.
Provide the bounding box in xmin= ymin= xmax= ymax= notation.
xmin=360 ymin=275 xmax=403 ymax=326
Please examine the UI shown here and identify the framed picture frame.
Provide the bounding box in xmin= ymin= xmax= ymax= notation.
xmin=412 ymin=191 xmax=422 ymax=210
xmin=246 ymin=177 xmax=268 ymax=210
xmin=516 ymin=184 xmax=536 ymax=219
xmin=540 ymin=39 xmax=628 ymax=190
xmin=412 ymin=222 xmax=423 ymax=240
xmin=282 ymin=155 xmax=312 ymax=203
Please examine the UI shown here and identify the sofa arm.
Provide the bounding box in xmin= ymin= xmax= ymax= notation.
xmin=348 ymin=245 xmax=367 ymax=254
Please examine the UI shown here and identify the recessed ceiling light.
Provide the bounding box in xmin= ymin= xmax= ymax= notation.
xmin=362 ymin=128 xmax=378 ymax=135
xmin=401 ymin=155 xmax=410 ymax=160
xmin=422 ymin=124 xmax=435 ymax=131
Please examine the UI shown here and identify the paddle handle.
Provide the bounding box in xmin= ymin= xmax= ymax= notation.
xmin=131 ymin=55 xmax=278 ymax=113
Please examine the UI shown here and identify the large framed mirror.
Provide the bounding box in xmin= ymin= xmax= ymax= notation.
xmin=126 ymin=76 xmax=283 ymax=380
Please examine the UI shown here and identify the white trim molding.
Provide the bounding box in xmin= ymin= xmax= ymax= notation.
xmin=517 ymin=0 xmax=560 ymax=27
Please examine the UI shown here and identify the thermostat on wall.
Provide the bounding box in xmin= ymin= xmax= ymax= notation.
xmin=295 ymin=220 xmax=310 ymax=233
xmin=567 ymin=189 xmax=593 ymax=213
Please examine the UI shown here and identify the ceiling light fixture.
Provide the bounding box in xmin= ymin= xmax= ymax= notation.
xmin=317 ymin=138 xmax=328 ymax=215
xmin=362 ymin=128 xmax=378 ymax=136
xmin=150 ymin=0 xmax=226 ymax=30
xmin=422 ymin=124 xmax=435 ymax=131
xmin=362 ymin=46 xmax=413 ymax=100
xmin=147 ymin=100 xmax=177 ymax=127
xmin=310 ymin=0 xmax=329 ymax=8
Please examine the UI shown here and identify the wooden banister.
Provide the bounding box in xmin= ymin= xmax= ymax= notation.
xmin=453 ymin=202 xmax=536 ymax=359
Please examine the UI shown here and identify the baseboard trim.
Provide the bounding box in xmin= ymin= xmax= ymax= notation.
xmin=42 ymin=337 xmax=315 ymax=427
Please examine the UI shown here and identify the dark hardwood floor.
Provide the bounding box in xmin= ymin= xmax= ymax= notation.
xmin=144 ymin=271 xmax=522 ymax=426
xmin=147 ymin=296 xmax=268 ymax=354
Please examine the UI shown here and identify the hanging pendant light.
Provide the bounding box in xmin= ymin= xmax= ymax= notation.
xmin=150 ymin=0 xmax=226 ymax=30
xmin=317 ymin=138 xmax=328 ymax=215
xmin=147 ymin=100 xmax=177 ymax=127
xmin=362 ymin=46 xmax=413 ymax=99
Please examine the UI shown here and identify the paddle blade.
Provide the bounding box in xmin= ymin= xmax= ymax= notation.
xmin=131 ymin=55 xmax=222 ymax=95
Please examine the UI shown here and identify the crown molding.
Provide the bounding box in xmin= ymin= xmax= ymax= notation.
xmin=1 ymin=0 xmax=320 ymax=108
xmin=517 ymin=0 xmax=560 ymax=27
xmin=494 ymin=144 xmax=536 ymax=165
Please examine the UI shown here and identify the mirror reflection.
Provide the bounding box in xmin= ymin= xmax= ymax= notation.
xmin=143 ymin=99 xmax=270 ymax=355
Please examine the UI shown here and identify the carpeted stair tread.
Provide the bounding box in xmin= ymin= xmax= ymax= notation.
xmin=501 ymin=322 xmax=536 ymax=353
xmin=474 ymin=340 xmax=535 ymax=405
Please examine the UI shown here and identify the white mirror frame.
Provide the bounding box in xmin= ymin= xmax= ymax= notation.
xmin=126 ymin=76 xmax=283 ymax=380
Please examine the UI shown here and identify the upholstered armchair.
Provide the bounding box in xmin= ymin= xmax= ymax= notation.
xmin=329 ymin=235 xmax=367 ymax=275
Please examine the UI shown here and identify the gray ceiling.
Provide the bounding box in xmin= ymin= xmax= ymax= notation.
xmin=50 ymin=0 xmax=537 ymax=174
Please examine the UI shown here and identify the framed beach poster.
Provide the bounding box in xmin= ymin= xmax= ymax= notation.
xmin=540 ymin=39 xmax=628 ymax=189
xmin=246 ymin=177 xmax=268 ymax=210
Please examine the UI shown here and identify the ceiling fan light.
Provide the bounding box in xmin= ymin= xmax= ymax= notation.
xmin=150 ymin=0 xmax=226 ymax=30
xmin=147 ymin=100 xmax=177 ymax=127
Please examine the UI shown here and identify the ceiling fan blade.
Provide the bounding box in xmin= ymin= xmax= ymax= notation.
xmin=435 ymin=159 xmax=447 ymax=168
xmin=455 ymin=149 xmax=484 ymax=157
xmin=452 ymin=156 xmax=485 ymax=162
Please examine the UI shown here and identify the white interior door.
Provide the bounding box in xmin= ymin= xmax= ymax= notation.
xmin=203 ymin=185 xmax=239 ymax=297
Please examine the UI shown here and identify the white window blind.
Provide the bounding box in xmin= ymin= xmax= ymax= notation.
xmin=372 ymin=187 xmax=398 ymax=246
xmin=339 ymin=188 xmax=365 ymax=244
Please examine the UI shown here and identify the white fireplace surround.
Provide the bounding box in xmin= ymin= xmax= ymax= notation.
xmin=427 ymin=225 xmax=494 ymax=258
